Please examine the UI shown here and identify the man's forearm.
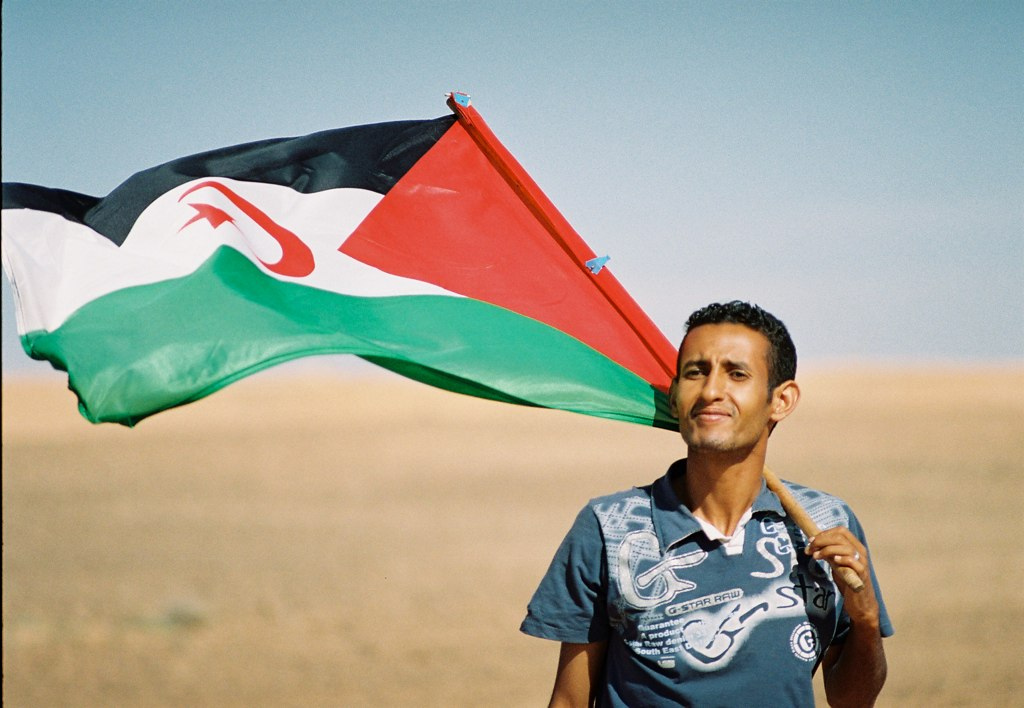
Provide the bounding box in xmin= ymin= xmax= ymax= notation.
xmin=823 ymin=622 xmax=887 ymax=707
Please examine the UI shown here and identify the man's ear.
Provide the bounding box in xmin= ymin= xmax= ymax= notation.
xmin=769 ymin=380 xmax=800 ymax=425
xmin=668 ymin=377 xmax=679 ymax=419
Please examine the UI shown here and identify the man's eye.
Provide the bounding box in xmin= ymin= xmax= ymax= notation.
xmin=730 ymin=371 xmax=750 ymax=380
xmin=683 ymin=369 xmax=702 ymax=379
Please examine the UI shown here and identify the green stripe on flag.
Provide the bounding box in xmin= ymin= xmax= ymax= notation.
xmin=23 ymin=246 xmax=676 ymax=429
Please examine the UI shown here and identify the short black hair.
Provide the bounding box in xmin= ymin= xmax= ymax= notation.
xmin=679 ymin=301 xmax=797 ymax=392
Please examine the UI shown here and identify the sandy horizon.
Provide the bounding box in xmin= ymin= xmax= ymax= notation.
xmin=4 ymin=366 xmax=1023 ymax=706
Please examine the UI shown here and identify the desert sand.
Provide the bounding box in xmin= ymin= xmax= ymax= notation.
xmin=3 ymin=366 xmax=1023 ymax=706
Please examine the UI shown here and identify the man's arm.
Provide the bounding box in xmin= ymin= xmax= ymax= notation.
xmin=548 ymin=641 xmax=607 ymax=708
xmin=808 ymin=527 xmax=888 ymax=707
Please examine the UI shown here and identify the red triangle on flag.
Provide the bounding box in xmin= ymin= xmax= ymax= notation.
xmin=341 ymin=99 xmax=676 ymax=391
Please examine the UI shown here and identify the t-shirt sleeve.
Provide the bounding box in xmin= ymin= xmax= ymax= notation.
xmin=520 ymin=505 xmax=609 ymax=643
xmin=832 ymin=507 xmax=895 ymax=642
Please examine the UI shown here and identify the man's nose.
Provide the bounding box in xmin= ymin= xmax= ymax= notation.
xmin=699 ymin=370 xmax=726 ymax=400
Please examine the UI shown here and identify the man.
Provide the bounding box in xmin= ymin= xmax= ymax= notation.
xmin=521 ymin=301 xmax=892 ymax=707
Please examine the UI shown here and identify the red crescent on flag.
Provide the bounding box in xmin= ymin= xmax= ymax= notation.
xmin=178 ymin=180 xmax=315 ymax=278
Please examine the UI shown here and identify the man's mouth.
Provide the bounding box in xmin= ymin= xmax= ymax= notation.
xmin=691 ymin=407 xmax=732 ymax=422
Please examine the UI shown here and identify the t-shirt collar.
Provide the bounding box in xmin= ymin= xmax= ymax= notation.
xmin=651 ymin=459 xmax=787 ymax=553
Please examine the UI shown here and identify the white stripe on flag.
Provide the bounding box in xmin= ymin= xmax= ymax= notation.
xmin=2 ymin=178 xmax=459 ymax=335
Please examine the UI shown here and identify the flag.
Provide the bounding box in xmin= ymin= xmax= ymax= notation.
xmin=2 ymin=93 xmax=678 ymax=428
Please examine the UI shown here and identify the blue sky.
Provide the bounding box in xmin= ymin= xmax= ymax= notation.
xmin=3 ymin=1 xmax=1022 ymax=377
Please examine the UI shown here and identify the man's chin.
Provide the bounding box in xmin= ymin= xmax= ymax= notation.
xmin=682 ymin=433 xmax=736 ymax=452
xmin=689 ymin=442 xmax=738 ymax=453
xmin=684 ymin=428 xmax=765 ymax=454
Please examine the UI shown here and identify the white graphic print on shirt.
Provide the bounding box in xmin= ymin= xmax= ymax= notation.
xmin=596 ymin=491 xmax=846 ymax=672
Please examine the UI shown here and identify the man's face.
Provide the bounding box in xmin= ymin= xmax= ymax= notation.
xmin=671 ymin=323 xmax=779 ymax=454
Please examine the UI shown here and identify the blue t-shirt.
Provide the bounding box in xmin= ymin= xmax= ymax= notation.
xmin=521 ymin=460 xmax=893 ymax=707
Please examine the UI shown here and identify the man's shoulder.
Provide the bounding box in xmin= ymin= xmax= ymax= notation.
xmin=576 ymin=476 xmax=664 ymax=536
xmin=780 ymin=478 xmax=855 ymax=531
xmin=583 ymin=473 xmax=662 ymax=513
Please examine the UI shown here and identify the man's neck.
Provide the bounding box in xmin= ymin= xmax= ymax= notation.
xmin=675 ymin=449 xmax=766 ymax=537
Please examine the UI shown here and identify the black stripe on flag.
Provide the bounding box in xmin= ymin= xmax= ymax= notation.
xmin=2 ymin=115 xmax=456 ymax=246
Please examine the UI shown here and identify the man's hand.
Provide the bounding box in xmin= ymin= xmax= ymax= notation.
xmin=806 ymin=527 xmax=878 ymax=624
